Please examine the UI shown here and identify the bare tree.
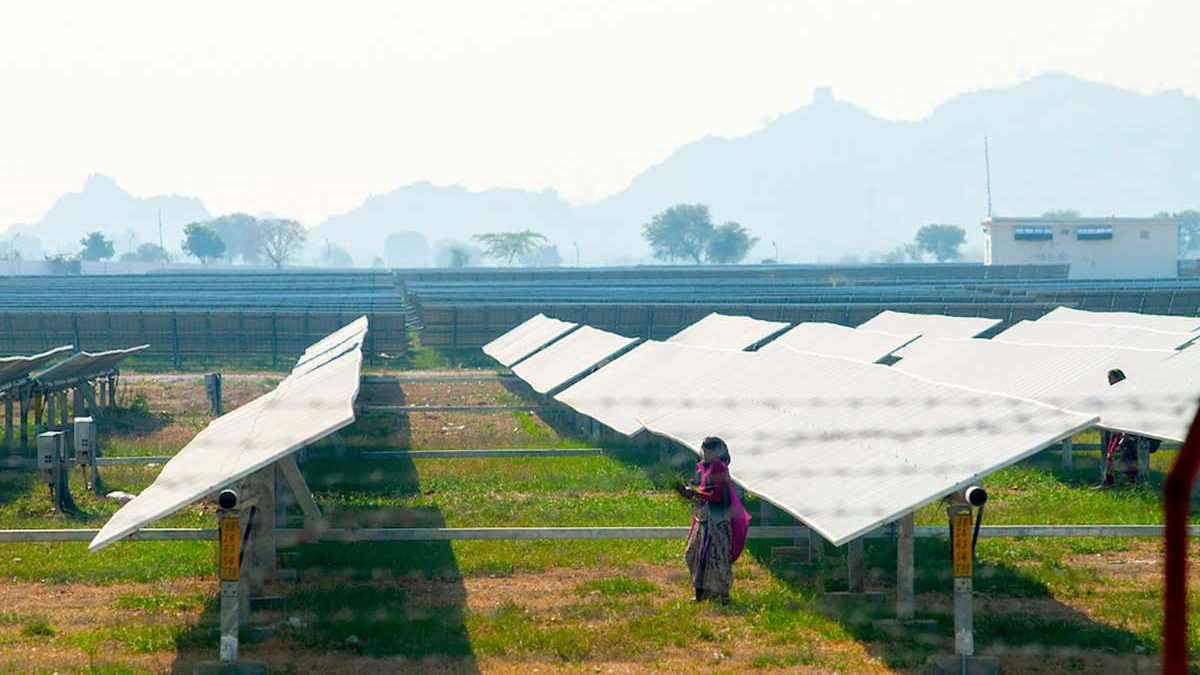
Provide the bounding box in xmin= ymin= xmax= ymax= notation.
xmin=257 ymin=219 xmax=307 ymax=269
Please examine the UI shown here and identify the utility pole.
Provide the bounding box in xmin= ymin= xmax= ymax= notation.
xmin=984 ymin=136 xmax=993 ymax=218
xmin=158 ymin=208 xmax=165 ymax=269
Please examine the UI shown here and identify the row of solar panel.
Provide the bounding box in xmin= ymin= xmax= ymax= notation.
xmin=0 ymin=311 xmax=409 ymax=361
xmin=484 ymin=306 xmax=1200 ymax=545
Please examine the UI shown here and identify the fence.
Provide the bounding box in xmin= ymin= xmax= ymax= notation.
xmin=0 ymin=310 xmax=408 ymax=366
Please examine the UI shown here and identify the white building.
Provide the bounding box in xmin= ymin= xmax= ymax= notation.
xmin=983 ymin=216 xmax=1179 ymax=280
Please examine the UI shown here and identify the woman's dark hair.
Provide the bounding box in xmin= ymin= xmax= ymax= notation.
xmin=701 ymin=436 xmax=731 ymax=464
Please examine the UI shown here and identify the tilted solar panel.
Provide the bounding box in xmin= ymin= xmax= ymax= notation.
xmin=511 ymin=326 xmax=639 ymax=395
xmin=482 ymin=313 xmax=578 ymax=367
xmin=665 ymin=312 xmax=789 ymax=350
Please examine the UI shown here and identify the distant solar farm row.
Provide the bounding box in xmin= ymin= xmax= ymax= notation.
xmin=0 ymin=271 xmax=408 ymax=364
xmin=398 ymin=263 xmax=1200 ymax=349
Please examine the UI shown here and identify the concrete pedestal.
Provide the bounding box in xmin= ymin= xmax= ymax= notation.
xmin=192 ymin=660 xmax=268 ymax=675
xmin=919 ymin=654 xmax=1000 ymax=675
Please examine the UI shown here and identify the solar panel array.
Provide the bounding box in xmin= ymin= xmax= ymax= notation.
xmin=664 ymin=312 xmax=788 ymax=350
xmin=511 ymin=326 xmax=640 ymax=394
xmin=497 ymin=306 xmax=1200 ymax=543
xmin=0 ymin=271 xmax=407 ymax=362
xmin=90 ymin=317 xmax=368 ymax=551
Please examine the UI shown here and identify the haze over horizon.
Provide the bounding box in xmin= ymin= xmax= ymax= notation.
xmin=2 ymin=0 xmax=1198 ymax=235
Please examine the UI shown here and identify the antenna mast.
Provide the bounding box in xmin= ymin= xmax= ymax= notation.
xmin=984 ymin=135 xmax=993 ymax=218
xmin=158 ymin=209 xmax=165 ymax=269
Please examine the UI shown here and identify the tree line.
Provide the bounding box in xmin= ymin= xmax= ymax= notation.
xmin=77 ymin=215 xmax=308 ymax=269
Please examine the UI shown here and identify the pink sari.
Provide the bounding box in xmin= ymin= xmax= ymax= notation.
xmin=690 ymin=459 xmax=752 ymax=562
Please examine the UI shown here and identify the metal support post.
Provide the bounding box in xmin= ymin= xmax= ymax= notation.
xmin=948 ymin=502 xmax=975 ymax=660
xmin=79 ymin=382 xmax=100 ymax=420
xmin=46 ymin=393 xmax=56 ymax=432
xmin=1061 ymin=437 xmax=1073 ymax=471
xmin=896 ymin=513 xmax=915 ymax=620
xmin=847 ymin=537 xmax=865 ymax=594
xmin=107 ymin=375 xmax=117 ymax=408
xmin=59 ymin=391 xmax=68 ymax=432
xmin=4 ymin=397 xmax=12 ymax=452
xmin=277 ymin=456 xmax=322 ymax=527
xmin=1137 ymin=437 xmax=1151 ymax=479
xmin=19 ymin=387 xmax=29 ymax=448
xmin=205 ymin=373 xmax=223 ymax=416
xmin=242 ymin=467 xmax=277 ymax=596
xmin=217 ymin=493 xmax=241 ymax=663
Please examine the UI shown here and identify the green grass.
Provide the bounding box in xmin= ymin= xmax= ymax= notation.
xmin=575 ymin=577 xmax=659 ymax=597
xmin=115 ymin=590 xmax=206 ymax=612
xmin=19 ymin=618 xmax=54 ymax=638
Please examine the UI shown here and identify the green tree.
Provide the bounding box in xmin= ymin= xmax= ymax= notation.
xmin=79 ymin=232 xmax=114 ymax=261
xmin=132 ymin=242 xmax=167 ymax=263
xmin=257 ymin=219 xmax=307 ymax=269
xmin=642 ymin=204 xmax=715 ymax=263
xmin=448 ymin=247 xmax=471 ymax=268
xmin=1041 ymin=209 xmax=1081 ymax=219
xmin=472 ymin=230 xmax=548 ymax=266
xmin=914 ymin=224 xmax=966 ymax=262
xmin=705 ymin=222 xmax=758 ymax=264
xmin=205 ymin=213 xmax=263 ymax=263
xmin=182 ymin=223 xmax=226 ymax=263
xmin=1154 ymin=210 xmax=1200 ymax=257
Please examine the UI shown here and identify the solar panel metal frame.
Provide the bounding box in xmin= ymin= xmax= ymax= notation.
xmin=0 ymin=346 xmax=74 ymax=393
xmin=88 ymin=319 xmax=368 ymax=551
xmin=482 ymin=313 xmax=580 ymax=367
xmin=638 ymin=349 xmax=1096 ymax=545
xmin=758 ymin=322 xmax=919 ymax=362
xmin=994 ymin=319 xmax=1198 ymax=350
xmin=33 ymin=345 xmax=150 ymax=389
xmin=1037 ymin=306 xmax=1200 ymax=333
xmin=857 ymin=310 xmax=1002 ymax=339
xmin=510 ymin=325 xmax=640 ymax=395
xmin=664 ymin=312 xmax=790 ymax=350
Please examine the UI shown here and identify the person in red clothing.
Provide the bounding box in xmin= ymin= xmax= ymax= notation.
xmin=675 ymin=437 xmax=750 ymax=603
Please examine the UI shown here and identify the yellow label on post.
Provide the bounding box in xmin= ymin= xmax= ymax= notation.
xmin=219 ymin=515 xmax=240 ymax=582
xmin=951 ymin=511 xmax=973 ymax=577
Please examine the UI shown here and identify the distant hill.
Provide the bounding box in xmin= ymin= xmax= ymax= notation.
xmin=9 ymin=73 xmax=1199 ymax=266
xmin=573 ymin=74 xmax=1200 ymax=263
xmin=8 ymin=174 xmax=210 ymax=257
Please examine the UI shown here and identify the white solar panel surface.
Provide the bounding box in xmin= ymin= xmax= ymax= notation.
xmin=640 ymin=349 xmax=1095 ymax=545
xmin=511 ymin=326 xmax=639 ymax=394
xmin=1078 ymin=346 xmax=1200 ymax=442
xmin=1038 ymin=306 xmax=1200 ymax=333
xmin=90 ymin=319 xmax=367 ymax=551
xmin=857 ymin=310 xmax=1001 ymax=339
xmin=994 ymin=320 xmax=1197 ymax=350
xmin=295 ymin=316 xmax=368 ymax=369
xmin=759 ymin=323 xmax=919 ymax=362
xmin=665 ymin=312 xmax=789 ymax=350
xmin=482 ymin=314 xmax=578 ymax=367
xmin=0 ymin=346 xmax=73 ymax=391
xmin=894 ymin=337 xmax=1173 ymax=412
xmin=34 ymin=345 xmax=150 ymax=388
xmin=554 ymin=341 xmax=754 ymax=435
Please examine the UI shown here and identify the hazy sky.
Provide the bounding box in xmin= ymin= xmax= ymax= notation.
xmin=2 ymin=0 xmax=1197 ymax=229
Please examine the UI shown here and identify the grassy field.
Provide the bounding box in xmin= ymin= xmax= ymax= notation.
xmin=0 ymin=371 xmax=1192 ymax=672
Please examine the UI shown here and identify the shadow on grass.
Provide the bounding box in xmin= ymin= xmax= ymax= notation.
xmin=744 ymin=534 xmax=1157 ymax=669
xmin=252 ymin=450 xmax=478 ymax=669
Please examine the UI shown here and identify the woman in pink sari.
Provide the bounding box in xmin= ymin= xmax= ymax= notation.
xmin=675 ymin=436 xmax=751 ymax=603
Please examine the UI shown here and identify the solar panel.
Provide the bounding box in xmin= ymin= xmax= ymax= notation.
xmin=857 ymin=310 xmax=1001 ymax=339
xmin=994 ymin=320 xmax=1197 ymax=350
xmin=1038 ymin=306 xmax=1200 ymax=333
xmin=89 ymin=319 xmax=367 ymax=551
xmin=511 ymin=326 xmax=639 ymax=395
xmin=0 ymin=346 xmax=73 ymax=393
xmin=554 ymin=341 xmax=755 ymax=435
xmin=34 ymin=345 xmax=149 ymax=389
xmin=639 ymin=349 xmax=1095 ymax=545
xmin=894 ymin=337 xmax=1173 ymax=412
xmin=758 ymin=323 xmax=919 ymax=362
xmin=482 ymin=313 xmax=579 ymax=367
xmin=1077 ymin=346 xmax=1200 ymax=442
xmin=665 ymin=312 xmax=789 ymax=350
